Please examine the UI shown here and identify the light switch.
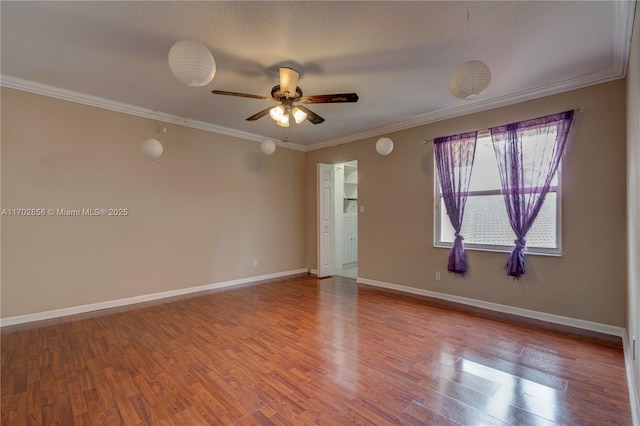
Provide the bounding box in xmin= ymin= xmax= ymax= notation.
xmin=360 ymin=205 xmax=365 ymax=213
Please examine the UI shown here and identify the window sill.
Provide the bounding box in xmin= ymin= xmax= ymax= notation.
xmin=433 ymin=243 xmax=562 ymax=257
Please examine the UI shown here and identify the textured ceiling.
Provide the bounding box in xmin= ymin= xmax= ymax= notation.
xmin=0 ymin=1 xmax=636 ymax=150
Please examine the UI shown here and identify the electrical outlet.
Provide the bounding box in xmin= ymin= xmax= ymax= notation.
xmin=435 ymin=271 xmax=441 ymax=281
xmin=253 ymin=260 xmax=258 ymax=268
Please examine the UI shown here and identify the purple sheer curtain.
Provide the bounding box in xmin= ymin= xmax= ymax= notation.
xmin=434 ymin=131 xmax=478 ymax=274
xmin=490 ymin=110 xmax=574 ymax=278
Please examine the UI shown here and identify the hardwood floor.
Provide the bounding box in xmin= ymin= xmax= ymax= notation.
xmin=1 ymin=274 xmax=633 ymax=425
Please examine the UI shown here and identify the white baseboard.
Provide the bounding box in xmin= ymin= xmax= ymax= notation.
xmin=357 ymin=277 xmax=639 ymax=423
xmin=356 ymin=277 xmax=626 ymax=337
xmin=308 ymin=269 xmax=318 ymax=276
xmin=3 ymin=270 xmax=637 ymax=423
xmin=1 ymin=269 xmax=308 ymax=327
xmin=357 ymin=277 xmax=640 ymax=426
xmin=623 ymin=333 xmax=640 ymax=426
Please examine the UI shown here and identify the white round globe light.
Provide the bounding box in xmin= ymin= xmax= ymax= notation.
xmin=168 ymin=40 xmax=216 ymax=87
xmin=141 ymin=138 xmax=164 ymax=160
xmin=376 ymin=137 xmax=394 ymax=156
xmin=448 ymin=60 xmax=491 ymax=100
xmin=261 ymin=139 xmax=276 ymax=155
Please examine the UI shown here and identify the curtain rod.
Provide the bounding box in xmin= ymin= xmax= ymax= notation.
xmin=420 ymin=107 xmax=584 ymax=144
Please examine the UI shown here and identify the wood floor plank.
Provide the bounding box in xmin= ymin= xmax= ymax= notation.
xmin=1 ymin=274 xmax=633 ymax=425
xmin=399 ymin=401 xmax=461 ymax=426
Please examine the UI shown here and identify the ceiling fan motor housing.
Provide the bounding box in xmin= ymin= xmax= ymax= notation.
xmin=271 ymin=85 xmax=303 ymax=101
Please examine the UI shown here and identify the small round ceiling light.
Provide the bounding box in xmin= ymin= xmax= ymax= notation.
xmin=448 ymin=60 xmax=491 ymax=100
xmin=261 ymin=139 xmax=276 ymax=155
xmin=376 ymin=137 xmax=394 ymax=156
xmin=141 ymin=138 xmax=164 ymax=162
xmin=168 ymin=40 xmax=216 ymax=87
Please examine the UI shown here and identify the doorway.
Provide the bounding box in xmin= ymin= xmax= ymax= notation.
xmin=334 ymin=160 xmax=358 ymax=279
xmin=317 ymin=161 xmax=358 ymax=279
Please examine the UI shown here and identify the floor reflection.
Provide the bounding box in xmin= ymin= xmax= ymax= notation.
xmin=459 ymin=358 xmax=561 ymax=424
xmin=335 ymin=265 xmax=357 ymax=279
xmin=318 ymin=279 xmax=360 ymax=391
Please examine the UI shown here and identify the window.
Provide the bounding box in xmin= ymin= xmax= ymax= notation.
xmin=434 ymin=132 xmax=562 ymax=255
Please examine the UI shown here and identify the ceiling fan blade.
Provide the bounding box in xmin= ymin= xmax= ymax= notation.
xmin=246 ymin=107 xmax=272 ymax=121
xmin=298 ymin=93 xmax=359 ymax=104
xmin=212 ymin=90 xmax=272 ymax=101
xmin=279 ymin=67 xmax=299 ymax=98
xmin=296 ymin=105 xmax=325 ymax=124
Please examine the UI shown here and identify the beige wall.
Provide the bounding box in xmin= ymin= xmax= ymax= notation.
xmin=626 ymin=1 xmax=640 ymax=414
xmin=306 ymin=80 xmax=628 ymax=327
xmin=1 ymin=88 xmax=306 ymax=317
xmin=0 ymin=78 xmax=630 ymax=329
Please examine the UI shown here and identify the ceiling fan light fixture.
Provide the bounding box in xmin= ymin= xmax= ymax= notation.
xmin=168 ymin=40 xmax=216 ymax=87
xmin=449 ymin=60 xmax=491 ymax=100
xmin=292 ymin=106 xmax=307 ymax=124
xmin=276 ymin=114 xmax=290 ymax=127
xmin=269 ymin=104 xmax=286 ymax=121
xmin=280 ymin=67 xmax=300 ymax=98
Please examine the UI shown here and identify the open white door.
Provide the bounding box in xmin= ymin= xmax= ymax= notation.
xmin=317 ymin=163 xmax=335 ymax=278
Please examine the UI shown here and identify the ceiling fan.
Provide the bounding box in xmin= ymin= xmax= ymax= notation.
xmin=211 ymin=67 xmax=358 ymax=127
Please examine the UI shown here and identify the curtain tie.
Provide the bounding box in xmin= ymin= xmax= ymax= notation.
xmin=454 ymin=232 xmax=464 ymax=240
xmin=514 ymin=238 xmax=527 ymax=249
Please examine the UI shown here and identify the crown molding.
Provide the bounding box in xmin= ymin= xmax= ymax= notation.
xmin=306 ymin=0 xmax=636 ymax=152
xmin=0 ymin=60 xmax=626 ymax=155
xmin=612 ymin=0 xmax=637 ymax=78
xmin=307 ymin=68 xmax=624 ymax=151
xmin=0 ymin=75 xmax=307 ymax=152
xmin=1 ymin=0 xmax=633 ymax=155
